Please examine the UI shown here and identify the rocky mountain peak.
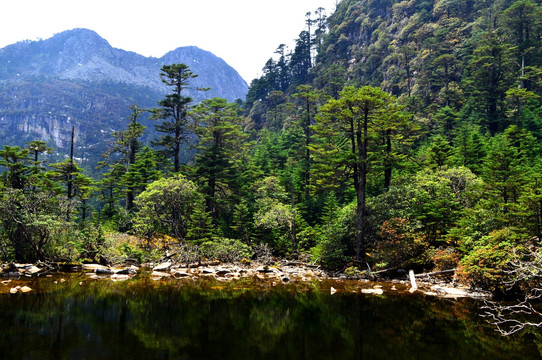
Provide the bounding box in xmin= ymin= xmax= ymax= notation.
xmin=0 ymin=28 xmax=248 ymax=161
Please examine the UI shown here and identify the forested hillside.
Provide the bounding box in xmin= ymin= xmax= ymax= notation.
xmin=1 ymin=0 xmax=541 ymax=295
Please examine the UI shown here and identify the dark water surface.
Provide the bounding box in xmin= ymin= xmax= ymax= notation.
xmin=0 ymin=273 xmax=540 ymax=360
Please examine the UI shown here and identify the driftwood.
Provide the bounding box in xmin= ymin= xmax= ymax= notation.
xmin=409 ymin=270 xmax=418 ymax=290
xmin=371 ymin=267 xmax=398 ymax=275
xmin=282 ymin=261 xmax=320 ymax=269
xmin=414 ymin=268 xmax=457 ymax=277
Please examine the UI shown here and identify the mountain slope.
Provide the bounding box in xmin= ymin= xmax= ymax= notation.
xmin=0 ymin=28 xmax=248 ymax=160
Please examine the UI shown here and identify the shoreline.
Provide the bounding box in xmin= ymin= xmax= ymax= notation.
xmin=0 ymin=261 xmax=492 ymax=299
xmin=0 ymin=261 xmax=491 ymax=299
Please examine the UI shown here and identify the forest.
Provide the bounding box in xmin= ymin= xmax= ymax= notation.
xmin=0 ymin=0 xmax=541 ymax=298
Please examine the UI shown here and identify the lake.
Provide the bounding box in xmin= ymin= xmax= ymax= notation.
xmin=0 ymin=273 xmax=540 ymax=359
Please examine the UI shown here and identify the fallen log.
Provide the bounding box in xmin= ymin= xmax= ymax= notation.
xmin=414 ymin=268 xmax=457 ymax=277
xmin=371 ymin=267 xmax=397 ymax=275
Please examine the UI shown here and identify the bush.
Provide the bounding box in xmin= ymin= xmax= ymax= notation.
xmin=199 ymin=237 xmax=252 ymax=263
xmin=432 ymin=247 xmax=460 ymax=271
xmin=457 ymin=228 xmax=518 ymax=290
xmin=133 ymin=174 xmax=206 ymax=242
xmin=98 ymin=231 xmax=161 ymax=265
xmin=311 ymin=202 xmax=355 ymax=270
xmin=373 ymin=218 xmax=431 ymax=270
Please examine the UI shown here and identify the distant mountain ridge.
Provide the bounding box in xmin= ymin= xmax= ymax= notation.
xmin=0 ymin=28 xmax=248 ymax=161
xmin=0 ymin=28 xmax=248 ymax=100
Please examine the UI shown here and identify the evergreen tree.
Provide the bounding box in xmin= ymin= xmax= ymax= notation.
xmin=191 ymin=97 xmax=248 ymax=225
xmin=0 ymin=146 xmax=34 ymax=190
xmin=151 ymin=63 xmax=206 ymax=173
xmin=317 ymin=86 xmax=405 ymax=259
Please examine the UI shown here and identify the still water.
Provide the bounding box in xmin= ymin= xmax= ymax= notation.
xmin=0 ymin=273 xmax=540 ymax=360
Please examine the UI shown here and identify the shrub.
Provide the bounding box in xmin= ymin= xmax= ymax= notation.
xmin=133 ymin=174 xmax=207 ymax=242
xmin=199 ymin=237 xmax=252 ymax=263
xmin=457 ymin=228 xmax=517 ymax=290
xmin=432 ymin=247 xmax=460 ymax=271
xmin=311 ymin=202 xmax=355 ymax=270
xmin=373 ymin=217 xmax=431 ymax=270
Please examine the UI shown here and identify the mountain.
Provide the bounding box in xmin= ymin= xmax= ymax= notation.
xmin=0 ymin=28 xmax=248 ymax=161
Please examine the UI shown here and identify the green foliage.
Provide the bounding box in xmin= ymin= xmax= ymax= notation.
xmin=373 ymin=218 xmax=431 ymax=269
xmin=2 ymin=1 xmax=542 ymax=296
xmin=191 ymin=97 xmax=248 ymax=224
xmin=458 ymin=228 xmax=519 ymax=290
xmin=0 ymin=188 xmax=69 ymax=262
xmin=133 ymin=174 xmax=208 ymax=242
xmin=311 ymin=202 xmax=356 ymax=270
xmin=151 ymin=63 xmax=203 ymax=173
xmin=199 ymin=237 xmax=252 ymax=262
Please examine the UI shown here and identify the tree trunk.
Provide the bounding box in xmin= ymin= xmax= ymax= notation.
xmin=384 ymin=129 xmax=392 ymax=191
xmin=304 ymin=100 xmax=311 ymax=202
xmin=355 ymin=109 xmax=369 ymax=261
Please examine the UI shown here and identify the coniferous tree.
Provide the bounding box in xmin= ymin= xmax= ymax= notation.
xmin=191 ymin=97 xmax=247 ymax=225
xmin=151 ymin=63 xmax=206 ymax=173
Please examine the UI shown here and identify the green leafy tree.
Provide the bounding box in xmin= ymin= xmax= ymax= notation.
xmin=482 ymin=134 xmax=527 ymax=219
xmin=47 ymin=159 xmax=94 ymax=220
xmin=0 ymin=188 xmax=68 ymax=262
xmin=253 ymin=176 xmax=296 ymax=253
xmin=426 ymin=134 xmax=453 ymax=168
xmin=293 ymin=85 xmax=325 ymax=201
xmin=133 ymin=174 xmax=209 ymax=242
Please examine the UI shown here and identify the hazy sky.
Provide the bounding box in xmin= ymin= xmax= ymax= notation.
xmin=0 ymin=0 xmax=339 ymax=83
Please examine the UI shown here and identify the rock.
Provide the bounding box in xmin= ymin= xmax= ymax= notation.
xmin=281 ymin=276 xmax=290 ymax=283
xmin=172 ymin=271 xmax=191 ymax=278
xmin=2 ymin=272 xmax=21 ymax=278
xmin=429 ymin=285 xmax=491 ymax=299
xmin=20 ymin=286 xmax=32 ymax=293
xmin=153 ymin=262 xmax=173 ymax=272
xmin=115 ymin=267 xmax=137 ymax=275
xmin=330 ymin=287 xmax=337 ymax=294
xmin=9 ymin=287 xmax=18 ymax=294
xmin=14 ymin=263 xmax=32 ymax=269
xmin=24 ymin=266 xmax=42 ymax=274
xmin=216 ymin=268 xmax=230 ymax=276
xmin=151 ymin=271 xmax=171 ymax=278
xmin=257 ymin=266 xmax=276 ymax=274
xmin=362 ymin=288 xmax=384 ymax=295
xmin=82 ymin=264 xmax=109 ymax=271
xmin=95 ymin=268 xmax=114 ymax=275
xmin=111 ymin=274 xmax=130 ymax=281
xmin=200 ymin=268 xmax=216 ymax=275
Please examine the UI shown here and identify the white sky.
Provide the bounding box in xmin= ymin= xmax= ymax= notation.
xmin=0 ymin=0 xmax=339 ymax=83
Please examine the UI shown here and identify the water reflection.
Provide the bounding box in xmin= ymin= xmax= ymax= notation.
xmin=0 ymin=274 xmax=539 ymax=359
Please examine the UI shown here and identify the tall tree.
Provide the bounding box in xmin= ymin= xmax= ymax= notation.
xmin=318 ymin=86 xmax=398 ymax=260
xmin=293 ymin=85 xmax=324 ymax=201
xmin=151 ymin=63 xmax=206 ymax=173
xmin=111 ymin=105 xmax=146 ymax=211
xmin=191 ymin=97 xmax=247 ymax=224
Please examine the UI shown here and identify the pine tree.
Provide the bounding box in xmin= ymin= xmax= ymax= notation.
xmin=151 ymin=63 xmax=206 ymax=173
xmin=191 ymin=97 xmax=247 ymax=224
